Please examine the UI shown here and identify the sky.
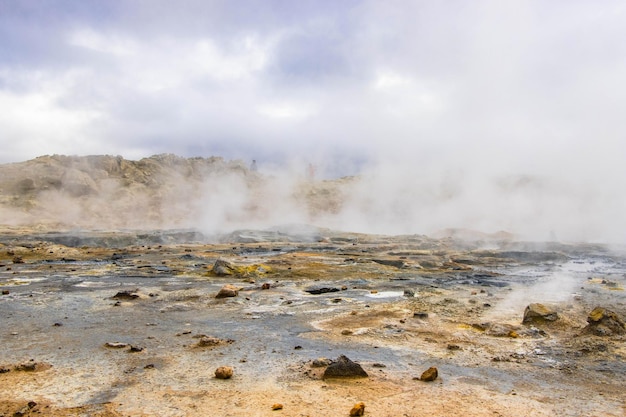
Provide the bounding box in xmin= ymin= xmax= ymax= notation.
xmin=0 ymin=0 xmax=625 ymax=241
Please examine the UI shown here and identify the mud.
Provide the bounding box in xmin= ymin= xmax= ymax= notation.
xmin=1 ymin=227 xmax=625 ymax=416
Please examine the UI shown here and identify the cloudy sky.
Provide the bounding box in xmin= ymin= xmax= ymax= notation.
xmin=1 ymin=0 xmax=625 ymax=170
xmin=1 ymin=0 xmax=625 ymax=241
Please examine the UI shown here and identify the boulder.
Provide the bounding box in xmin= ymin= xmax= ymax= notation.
xmin=584 ymin=307 xmax=625 ymax=336
xmin=216 ymin=284 xmax=239 ymax=298
xmin=322 ymin=355 xmax=368 ymax=379
xmin=522 ymin=303 xmax=558 ymax=324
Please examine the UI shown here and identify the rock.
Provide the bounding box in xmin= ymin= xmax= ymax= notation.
xmin=128 ymin=345 xmax=144 ymax=352
xmin=419 ymin=366 xmax=438 ymax=382
xmin=413 ymin=312 xmax=429 ymax=319
xmin=403 ymin=289 xmax=415 ymax=297
xmin=215 ymin=366 xmax=233 ymax=379
xmin=2 ymin=289 xmax=9 ymax=295
xmin=522 ymin=303 xmax=558 ymax=324
xmin=584 ymin=307 xmax=625 ymax=336
xmin=216 ymin=284 xmax=239 ymax=298
xmin=105 ymin=342 xmax=129 ymax=349
xmin=271 ymin=403 xmax=283 ymax=410
xmin=311 ymin=358 xmax=332 ymax=368
xmin=373 ymin=259 xmax=407 ymax=268
xmin=261 ymin=282 xmax=271 ymax=290
xmin=322 ymin=355 xmax=368 ymax=379
xmin=12 ymin=256 xmax=24 ymax=264
xmin=212 ymin=259 xmax=238 ymax=276
xmin=305 ymin=286 xmax=340 ymax=295
xmin=111 ymin=289 xmax=140 ymax=300
xmin=349 ymin=402 xmax=365 ymax=416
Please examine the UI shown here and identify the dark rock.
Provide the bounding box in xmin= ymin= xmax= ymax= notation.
xmin=584 ymin=307 xmax=625 ymax=336
xmin=128 ymin=345 xmax=144 ymax=352
xmin=522 ymin=303 xmax=558 ymax=324
xmin=216 ymin=284 xmax=239 ymax=298
xmin=305 ymin=286 xmax=340 ymax=295
xmin=322 ymin=355 xmax=368 ymax=379
xmin=373 ymin=259 xmax=407 ymax=268
xmin=111 ymin=289 xmax=140 ymax=300
xmin=261 ymin=282 xmax=271 ymax=290
xmin=12 ymin=256 xmax=24 ymax=264
xmin=403 ymin=289 xmax=415 ymax=297
xmin=2 ymin=290 xmax=9 ymax=295
xmin=413 ymin=312 xmax=429 ymax=319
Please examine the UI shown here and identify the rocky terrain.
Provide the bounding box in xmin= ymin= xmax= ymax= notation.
xmin=0 ymin=155 xmax=625 ymax=416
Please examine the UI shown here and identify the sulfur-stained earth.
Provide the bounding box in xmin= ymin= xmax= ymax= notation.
xmin=0 ymin=227 xmax=625 ymax=417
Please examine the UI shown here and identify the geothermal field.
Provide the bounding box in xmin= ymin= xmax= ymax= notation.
xmin=0 ymin=155 xmax=625 ymax=417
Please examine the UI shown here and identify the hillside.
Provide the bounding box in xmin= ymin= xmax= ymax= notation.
xmin=0 ymin=154 xmax=352 ymax=231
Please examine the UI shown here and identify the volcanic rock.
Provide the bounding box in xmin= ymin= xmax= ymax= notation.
xmin=212 ymin=259 xmax=238 ymax=276
xmin=584 ymin=307 xmax=625 ymax=336
xmin=215 ymin=366 xmax=233 ymax=379
xmin=349 ymin=402 xmax=365 ymax=416
xmin=522 ymin=303 xmax=559 ymax=324
xmin=322 ymin=355 xmax=368 ymax=379
xmin=111 ymin=290 xmax=140 ymax=300
xmin=419 ymin=366 xmax=438 ymax=382
xmin=305 ymin=286 xmax=340 ymax=295
xmin=215 ymin=284 xmax=239 ymax=298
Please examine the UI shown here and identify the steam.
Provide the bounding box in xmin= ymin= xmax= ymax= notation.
xmin=2 ymin=152 xmax=624 ymax=244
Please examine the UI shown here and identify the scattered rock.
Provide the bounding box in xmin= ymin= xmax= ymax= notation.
xmin=447 ymin=344 xmax=461 ymax=351
xmin=215 ymin=366 xmax=233 ymax=379
xmin=413 ymin=312 xmax=429 ymax=319
xmin=305 ymin=286 xmax=340 ymax=295
xmin=322 ymin=355 xmax=368 ymax=379
xmin=2 ymin=289 xmax=9 ymax=295
xmin=341 ymin=329 xmax=353 ymax=335
xmin=349 ymin=402 xmax=365 ymax=416
xmin=403 ymin=289 xmax=415 ymax=297
xmin=216 ymin=284 xmax=239 ymax=298
xmin=522 ymin=303 xmax=559 ymax=324
xmin=261 ymin=282 xmax=271 ymax=290
xmin=111 ymin=289 xmax=140 ymax=300
xmin=128 ymin=345 xmax=144 ymax=352
xmin=195 ymin=336 xmax=234 ymax=348
xmin=12 ymin=256 xmax=24 ymax=264
xmin=419 ymin=366 xmax=438 ymax=382
xmin=13 ymin=401 xmax=38 ymax=417
xmin=584 ymin=307 xmax=625 ymax=336
xmin=272 ymin=403 xmax=283 ymax=410
xmin=13 ymin=361 xmax=51 ymax=372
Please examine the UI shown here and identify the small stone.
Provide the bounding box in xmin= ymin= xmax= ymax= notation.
xmin=12 ymin=256 xmax=24 ymax=264
xmin=271 ymin=403 xmax=283 ymax=410
xmin=1 ymin=290 xmax=9 ymax=295
xmin=420 ymin=366 xmax=438 ymax=382
xmin=413 ymin=312 xmax=429 ymax=319
xmin=349 ymin=402 xmax=365 ymax=416
xmin=447 ymin=344 xmax=461 ymax=351
xmin=341 ymin=329 xmax=353 ymax=335
xmin=216 ymin=284 xmax=239 ymax=298
xmin=215 ymin=366 xmax=233 ymax=379
xmin=311 ymin=358 xmax=332 ymax=368
xmin=105 ymin=342 xmax=129 ymax=349
xmin=128 ymin=345 xmax=144 ymax=352
xmin=261 ymin=282 xmax=271 ymax=290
